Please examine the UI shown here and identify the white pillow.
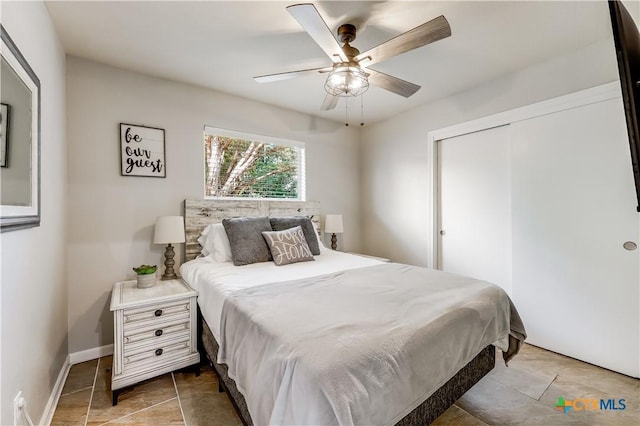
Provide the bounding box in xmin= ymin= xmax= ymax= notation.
xmin=312 ymin=221 xmax=328 ymax=253
xmin=197 ymin=223 xmax=233 ymax=262
xmin=197 ymin=229 xmax=212 ymax=257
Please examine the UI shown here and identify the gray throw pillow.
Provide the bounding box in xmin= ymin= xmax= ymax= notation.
xmin=269 ymin=216 xmax=320 ymax=255
xmin=222 ymin=216 xmax=273 ymax=266
xmin=262 ymin=226 xmax=315 ymax=266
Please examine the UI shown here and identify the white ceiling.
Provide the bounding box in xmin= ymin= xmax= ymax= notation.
xmin=45 ymin=1 xmax=615 ymax=124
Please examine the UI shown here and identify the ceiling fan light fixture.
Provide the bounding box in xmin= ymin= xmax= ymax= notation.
xmin=324 ymin=65 xmax=369 ymax=97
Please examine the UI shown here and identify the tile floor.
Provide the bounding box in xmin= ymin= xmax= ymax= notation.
xmin=51 ymin=344 xmax=639 ymax=425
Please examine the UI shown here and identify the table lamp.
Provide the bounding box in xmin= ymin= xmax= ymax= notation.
xmin=324 ymin=214 xmax=343 ymax=251
xmin=154 ymin=216 xmax=186 ymax=280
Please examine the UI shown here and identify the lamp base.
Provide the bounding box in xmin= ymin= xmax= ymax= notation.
xmin=161 ymin=243 xmax=178 ymax=280
xmin=331 ymin=233 xmax=337 ymax=251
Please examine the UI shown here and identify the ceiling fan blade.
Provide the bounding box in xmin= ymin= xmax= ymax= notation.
xmin=287 ymin=4 xmax=348 ymax=63
xmin=254 ymin=67 xmax=331 ymax=83
xmin=320 ymin=93 xmax=339 ymax=111
xmin=367 ymin=69 xmax=421 ymax=98
xmin=356 ymin=15 xmax=451 ymax=67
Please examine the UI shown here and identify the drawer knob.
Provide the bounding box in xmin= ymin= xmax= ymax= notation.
xmin=155 ymin=329 xmax=163 ymax=337
xmin=155 ymin=348 xmax=163 ymax=356
xmin=154 ymin=309 xmax=163 ymax=317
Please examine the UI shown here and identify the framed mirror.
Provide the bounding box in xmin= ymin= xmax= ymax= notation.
xmin=0 ymin=25 xmax=40 ymax=231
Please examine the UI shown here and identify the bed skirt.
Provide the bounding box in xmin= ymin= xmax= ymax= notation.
xmin=199 ymin=314 xmax=494 ymax=426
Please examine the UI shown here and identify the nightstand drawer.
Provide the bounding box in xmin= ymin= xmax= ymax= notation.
xmin=124 ymin=329 xmax=191 ymax=355
xmin=123 ymin=300 xmax=190 ymax=327
xmin=123 ymin=320 xmax=190 ymax=345
xmin=123 ymin=338 xmax=191 ymax=371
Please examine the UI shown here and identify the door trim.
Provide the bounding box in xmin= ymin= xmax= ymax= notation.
xmin=426 ymin=81 xmax=621 ymax=268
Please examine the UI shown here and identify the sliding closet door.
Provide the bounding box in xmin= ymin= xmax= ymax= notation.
xmin=438 ymin=125 xmax=512 ymax=295
xmin=511 ymin=98 xmax=639 ymax=377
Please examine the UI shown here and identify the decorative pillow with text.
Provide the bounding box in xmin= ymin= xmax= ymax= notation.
xmin=262 ymin=226 xmax=315 ymax=266
xmin=269 ymin=216 xmax=321 ymax=255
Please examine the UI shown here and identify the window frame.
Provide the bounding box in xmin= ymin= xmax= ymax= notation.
xmin=203 ymin=126 xmax=306 ymax=201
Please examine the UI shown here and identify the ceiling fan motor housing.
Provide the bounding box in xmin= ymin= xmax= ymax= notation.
xmin=337 ymin=24 xmax=357 ymax=43
xmin=337 ymin=24 xmax=361 ymax=60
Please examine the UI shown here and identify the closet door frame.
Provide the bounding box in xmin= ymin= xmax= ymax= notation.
xmin=426 ymin=82 xmax=622 ymax=269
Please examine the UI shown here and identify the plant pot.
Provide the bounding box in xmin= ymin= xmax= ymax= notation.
xmin=137 ymin=273 xmax=156 ymax=289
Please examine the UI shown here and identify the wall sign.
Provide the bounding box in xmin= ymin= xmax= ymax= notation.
xmin=120 ymin=123 xmax=165 ymax=178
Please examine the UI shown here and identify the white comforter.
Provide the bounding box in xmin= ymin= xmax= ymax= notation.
xmin=181 ymin=254 xmax=525 ymax=426
xmin=180 ymin=250 xmax=383 ymax=341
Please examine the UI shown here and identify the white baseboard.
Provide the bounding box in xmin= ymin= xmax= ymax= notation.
xmin=38 ymin=345 xmax=114 ymax=425
xmin=39 ymin=355 xmax=70 ymax=426
xmin=69 ymin=344 xmax=114 ymax=365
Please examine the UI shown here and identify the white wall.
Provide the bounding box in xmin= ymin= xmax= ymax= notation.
xmin=360 ymin=38 xmax=619 ymax=265
xmin=0 ymin=1 xmax=68 ymax=424
xmin=66 ymin=56 xmax=362 ymax=354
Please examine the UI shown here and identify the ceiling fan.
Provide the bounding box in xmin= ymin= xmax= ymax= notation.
xmin=254 ymin=3 xmax=451 ymax=111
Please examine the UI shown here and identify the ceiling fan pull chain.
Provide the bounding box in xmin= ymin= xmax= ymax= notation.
xmin=345 ymin=97 xmax=349 ymax=127
xmin=360 ymin=94 xmax=365 ymax=127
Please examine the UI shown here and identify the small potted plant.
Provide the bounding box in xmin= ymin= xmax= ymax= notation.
xmin=133 ymin=264 xmax=157 ymax=288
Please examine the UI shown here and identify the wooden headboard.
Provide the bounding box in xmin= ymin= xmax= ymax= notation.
xmin=183 ymin=199 xmax=321 ymax=261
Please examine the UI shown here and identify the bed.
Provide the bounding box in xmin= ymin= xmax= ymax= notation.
xmin=180 ymin=199 xmax=526 ymax=425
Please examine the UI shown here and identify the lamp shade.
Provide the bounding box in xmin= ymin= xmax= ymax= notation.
xmin=153 ymin=216 xmax=186 ymax=244
xmin=324 ymin=214 xmax=344 ymax=233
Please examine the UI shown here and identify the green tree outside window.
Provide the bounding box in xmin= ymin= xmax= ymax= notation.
xmin=204 ymin=134 xmax=303 ymax=199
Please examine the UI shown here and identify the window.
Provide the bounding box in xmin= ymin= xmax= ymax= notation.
xmin=203 ymin=127 xmax=305 ymax=200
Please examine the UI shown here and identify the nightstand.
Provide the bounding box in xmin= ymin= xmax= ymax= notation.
xmin=348 ymin=252 xmax=391 ymax=262
xmin=110 ymin=278 xmax=200 ymax=405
